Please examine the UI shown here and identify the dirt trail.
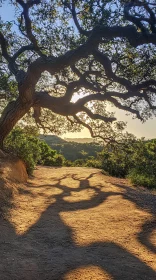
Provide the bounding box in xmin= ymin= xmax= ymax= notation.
xmin=0 ymin=167 xmax=156 ymax=280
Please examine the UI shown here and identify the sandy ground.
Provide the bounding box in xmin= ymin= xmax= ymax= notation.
xmin=0 ymin=166 xmax=156 ymax=280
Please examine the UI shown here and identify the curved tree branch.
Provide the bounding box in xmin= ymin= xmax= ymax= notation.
xmin=0 ymin=1 xmax=156 ymax=146
xmin=73 ymin=115 xmax=113 ymax=142
xmin=124 ymin=1 xmax=156 ymax=33
xmin=16 ymin=0 xmax=44 ymax=57
xmin=71 ymin=0 xmax=90 ymax=36
xmin=12 ymin=44 xmax=35 ymax=62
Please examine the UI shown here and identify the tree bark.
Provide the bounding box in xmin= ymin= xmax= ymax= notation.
xmin=0 ymin=98 xmax=31 ymax=149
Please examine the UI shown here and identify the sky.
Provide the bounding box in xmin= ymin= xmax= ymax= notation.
xmin=1 ymin=2 xmax=156 ymax=140
xmin=62 ymin=110 xmax=156 ymax=139
xmin=0 ymin=2 xmax=15 ymax=21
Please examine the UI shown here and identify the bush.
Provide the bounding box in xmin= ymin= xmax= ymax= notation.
xmin=100 ymin=139 xmax=156 ymax=188
xmin=64 ymin=160 xmax=73 ymax=167
xmin=85 ymin=156 xmax=102 ymax=168
xmin=127 ymin=140 xmax=156 ymax=188
xmin=39 ymin=141 xmax=65 ymax=166
xmin=70 ymin=156 xmax=102 ymax=168
xmin=72 ymin=159 xmax=86 ymax=167
xmin=128 ymin=169 xmax=156 ymax=189
xmin=4 ymin=127 xmax=65 ymax=174
xmin=5 ymin=128 xmax=41 ymax=175
xmin=100 ymin=150 xmax=132 ymax=178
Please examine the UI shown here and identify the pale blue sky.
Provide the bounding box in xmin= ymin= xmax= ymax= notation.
xmin=1 ymin=2 xmax=156 ymax=139
xmin=1 ymin=2 xmax=15 ymax=21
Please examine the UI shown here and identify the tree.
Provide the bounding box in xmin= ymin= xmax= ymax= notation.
xmin=0 ymin=0 xmax=156 ymax=148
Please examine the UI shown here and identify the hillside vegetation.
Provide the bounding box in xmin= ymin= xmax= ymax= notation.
xmin=3 ymin=127 xmax=156 ymax=189
xmin=40 ymin=134 xmax=102 ymax=161
xmin=4 ymin=128 xmax=65 ymax=175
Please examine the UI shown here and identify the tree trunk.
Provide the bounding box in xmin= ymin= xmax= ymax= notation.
xmin=0 ymin=98 xmax=31 ymax=149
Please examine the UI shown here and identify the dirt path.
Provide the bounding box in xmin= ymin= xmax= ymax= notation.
xmin=0 ymin=167 xmax=156 ymax=280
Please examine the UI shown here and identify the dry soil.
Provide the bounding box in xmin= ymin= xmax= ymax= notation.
xmin=0 ymin=167 xmax=156 ymax=280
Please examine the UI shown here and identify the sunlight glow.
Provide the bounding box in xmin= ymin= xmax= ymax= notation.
xmin=63 ymin=93 xmax=156 ymax=140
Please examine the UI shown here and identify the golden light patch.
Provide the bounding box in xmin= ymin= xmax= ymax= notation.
xmin=8 ymin=186 xmax=62 ymax=235
xmin=63 ymin=266 xmax=113 ymax=280
xmin=61 ymin=194 xmax=156 ymax=270
xmin=3 ymin=166 xmax=156 ymax=275
xmin=61 ymin=196 xmax=151 ymax=245
xmin=149 ymin=229 xmax=156 ymax=248
xmin=63 ymin=189 xmax=97 ymax=203
xmin=61 ymin=178 xmax=80 ymax=189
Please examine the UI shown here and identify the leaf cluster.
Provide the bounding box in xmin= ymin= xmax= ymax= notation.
xmin=4 ymin=126 xmax=65 ymax=174
xmin=99 ymin=137 xmax=156 ymax=188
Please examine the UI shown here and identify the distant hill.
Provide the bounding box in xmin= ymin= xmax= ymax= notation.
xmin=40 ymin=135 xmax=66 ymax=145
xmin=40 ymin=135 xmax=94 ymax=144
xmin=39 ymin=134 xmax=102 ymax=161
xmin=64 ymin=138 xmax=94 ymax=143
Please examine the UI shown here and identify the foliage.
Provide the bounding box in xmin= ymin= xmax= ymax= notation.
xmin=47 ymin=141 xmax=103 ymax=161
xmin=39 ymin=140 xmax=64 ymax=166
xmin=67 ymin=156 xmax=102 ymax=168
xmin=72 ymin=159 xmax=86 ymax=167
xmin=4 ymin=125 xmax=156 ymax=189
xmin=4 ymin=127 xmax=65 ymax=174
xmin=127 ymin=140 xmax=156 ymax=188
xmin=128 ymin=170 xmax=156 ymax=189
xmin=100 ymin=148 xmax=133 ymax=178
xmin=63 ymin=160 xmax=73 ymax=167
xmin=0 ymin=1 xmax=156 ymax=147
xmin=4 ymin=127 xmax=41 ymax=174
xmin=84 ymin=156 xmax=102 ymax=168
xmin=99 ymin=138 xmax=156 ymax=188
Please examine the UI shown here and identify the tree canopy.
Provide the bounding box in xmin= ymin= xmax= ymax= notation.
xmin=0 ymin=0 xmax=156 ymax=147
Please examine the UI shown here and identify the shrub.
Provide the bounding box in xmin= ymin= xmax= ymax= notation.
xmin=128 ymin=169 xmax=156 ymax=189
xmin=38 ymin=141 xmax=57 ymax=165
xmin=72 ymin=159 xmax=86 ymax=167
xmin=4 ymin=128 xmax=41 ymax=175
xmin=4 ymin=127 xmax=65 ymax=174
xmin=63 ymin=160 xmax=73 ymax=167
xmin=39 ymin=141 xmax=65 ymax=166
xmin=100 ymin=139 xmax=156 ymax=188
xmin=85 ymin=156 xmax=102 ymax=168
xmin=126 ymin=140 xmax=156 ymax=188
xmin=70 ymin=156 xmax=102 ymax=168
xmin=100 ymin=150 xmax=132 ymax=178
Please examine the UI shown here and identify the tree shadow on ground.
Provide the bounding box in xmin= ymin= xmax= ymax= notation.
xmin=111 ymin=182 xmax=156 ymax=255
xmin=0 ymin=179 xmax=14 ymax=217
xmin=0 ymin=171 xmax=156 ymax=280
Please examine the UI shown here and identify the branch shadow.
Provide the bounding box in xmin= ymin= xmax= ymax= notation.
xmin=0 ymin=171 xmax=156 ymax=280
xmin=109 ymin=182 xmax=156 ymax=255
